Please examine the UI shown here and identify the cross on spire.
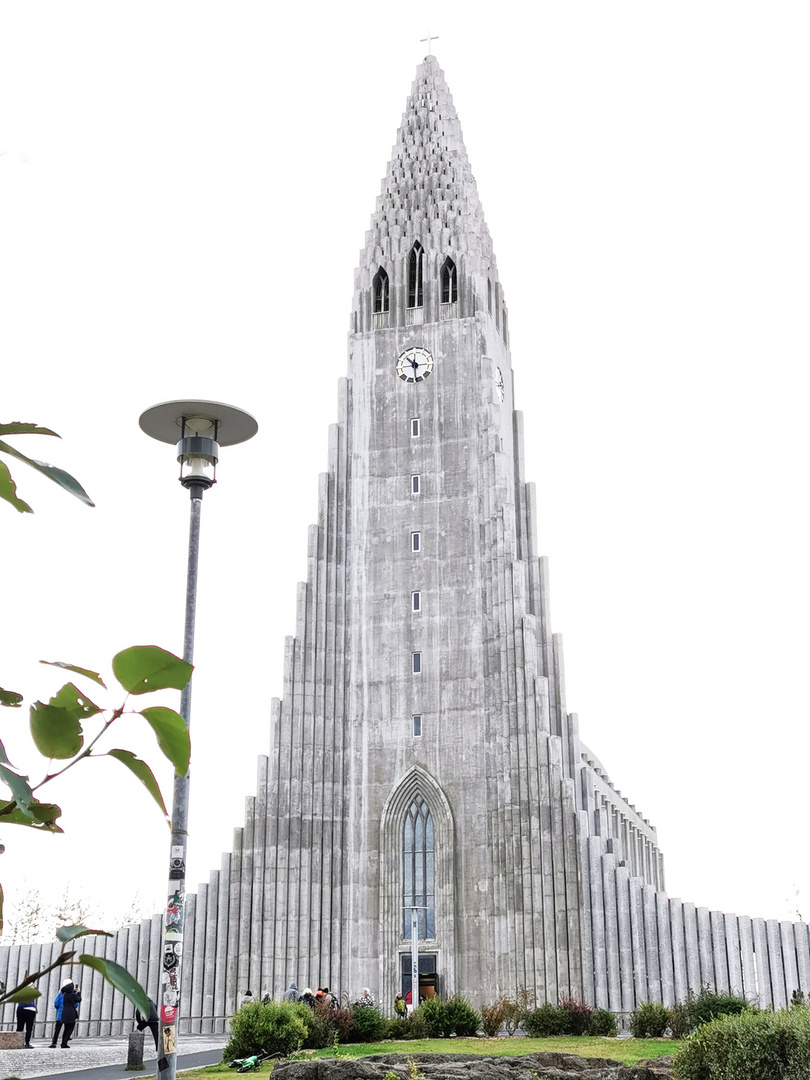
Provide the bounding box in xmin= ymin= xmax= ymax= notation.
xmin=420 ymin=31 xmax=439 ymax=54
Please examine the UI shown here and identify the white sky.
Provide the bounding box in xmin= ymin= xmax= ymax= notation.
xmin=1 ymin=0 xmax=808 ymax=946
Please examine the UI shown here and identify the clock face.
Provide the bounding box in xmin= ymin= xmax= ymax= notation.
xmin=495 ymin=366 xmax=505 ymax=402
xmin=396 ymin=347 xmax=434 ymax=383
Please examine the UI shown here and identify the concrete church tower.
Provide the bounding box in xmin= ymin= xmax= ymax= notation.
xmin=259 ymin=54 xmax=663 ymax=1008
xmin=4 ymin=56 xmax=809 ymax=1040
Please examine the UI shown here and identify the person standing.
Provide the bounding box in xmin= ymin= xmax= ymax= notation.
xmin=49 ymin=981 xmax=81 ymax=1048
xmin=394 ymin=992 xmax=406 ymax=1017
xmin=16 ymin=996 xmax=36 ymax=1048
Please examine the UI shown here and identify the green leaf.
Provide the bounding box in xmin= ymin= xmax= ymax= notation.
xmin=138 ymin=707 xmax=190 ymax=776
xmin=78 ymin=954 xmax=149 ymax=1016
xmin=0 ymin=799 xmax=63 ymax=831
xmin=56 ymin=924 xmax=112 ymax=943
xmin=29 ymin=701 xmax=84 ymax=759
xmin=0 ymin=764 xmax=33 ymax=818
xmin=6 ymin=985 xmax=41 ymax=1004
xmin=0 ymin=439 xmax=94 ymax=507
xmin=112 ymin=646 xmax=192 ymax=696
xmin=40 ymin=661 xmax=107 ymax=689
xmin=0 ymin=687 xmax=23 ymax=708
xmin=107 ymin=750 xmax=168 ymax=820
xmin=49 ymin=682 xmax=101 ymax=722
xmin=0 ymin=459 xmax=33 ymax=514
xmin=0 ymin=423 xmax=59 ymax=437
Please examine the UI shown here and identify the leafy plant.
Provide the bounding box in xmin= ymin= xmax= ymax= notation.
xmin=223 ymin=1000 xmax=309 ymax=1060
xmin=630 ymin=1001 xmax=670 ymax=1038
xmin=674 ymin=1005 xmax=810 ymax=1080
xmin=500 ymin=995 xmax=526 ymax=1036
xmin=523 ymin=1003 xmax=568 ymax=1037
xmin=589 ymin=1008 xmax=617 ymax=1036
xmin=480 ymin=998 xmax=508 ymax=1037
xmin=558 ymin=995 xmax=593 ymax=1036
xmin=416 ymin=997 xmax=448 ymax=1038
xmin=0 ymin=421 xmax=93 ymax=515
xmin=330 ymin=1005 xmax=355 ymax=1043
xmin=444 ymin=994 xmax=481 ymax=1036
xmin=690 ymin=988 xmax=751 ymax=1029
xmin=348 ymin=1003 xmax=387 ymax=1042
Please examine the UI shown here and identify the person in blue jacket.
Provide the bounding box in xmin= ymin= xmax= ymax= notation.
xmin=49 ymin=981 xmax=81 ymax=1048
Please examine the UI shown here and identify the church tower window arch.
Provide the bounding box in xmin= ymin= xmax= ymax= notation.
xmin=372 ymin=266 xmax=390 ymax=313
xmin=379 ymin=766 xmax=457 ymax=1005
xmin=408 ymin=242 xmax=425 ymax=308
xmin=440 ymin=257 xmax=458 ymax=304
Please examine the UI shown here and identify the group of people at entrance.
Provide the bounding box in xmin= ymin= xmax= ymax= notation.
xmin=15 ymin=980 xmax=81 ymax=1049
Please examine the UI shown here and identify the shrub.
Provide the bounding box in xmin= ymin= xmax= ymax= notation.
xmin=444 ymin=995 xmax=481 ymax=1036
xmin=674 ymin=1006 xmax=810 ymax=1080
xmin=668 ymin=999 xmax=694 ymax=1040
xmin=480 ymin=999 xmax=508 ymax=1037
xmin=417 ymin=997 xmax=448 ymax=1037
xmin=630 ymin=1001 xmax=669 ymax=1038
xmin=222 ymin=1000 xmax=308 ymax=1060
xmin=407 ymin=1008 xmax=428 ymax=1039
xmin=589 ymin=1008 xmax=617 ymax=1037
xmin=303 ymin=1000 xmax=338 ymax=1049
xmin=690 ymin=989 xmax=750 ymax=1029
xmin=523 ymin=1002 xmax=568 ymax=1037
xmin=348 ymin=1004 xmax=387 ymax=1042
xmin=501 ymin=997 xmax=525 ymax=1036
xmin=558 ymin=995 xmax=593 ymax=1036
xmin=331 ymin=1005 xmax=355 ymax=1043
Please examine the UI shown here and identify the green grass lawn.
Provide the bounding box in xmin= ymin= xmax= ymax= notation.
xmin=182 ymin=1035 xmax=680 ymax=1076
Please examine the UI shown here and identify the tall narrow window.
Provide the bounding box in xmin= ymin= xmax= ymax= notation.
xmin=440 ymin=257 xmax=457 ymax=304
xmin=487 ymin=278 xmax=492 ymax=314
xmin=403 ymin=795 xmax=434 ymax=936
xmin=411 ymin=474 xmax=421 ymax=494
xmin=372 ymin=267 xmax=390 ymax=313
xmin=502 ymin=307 xmax=508 ymax=344
xmin=411 ymin=532 xmax=421 ymax=552
xmin=408 ymin=242 xmax=424 ymax=308
xmin=412 ymin=652 xmax=422 ymax=674
xmin=411 ymin=418 xmax=420 ymax=438
xmin=411 ymin=591 xmax=421 ymax=612
xmin=412 ymin=714 xmax=422 ymax=737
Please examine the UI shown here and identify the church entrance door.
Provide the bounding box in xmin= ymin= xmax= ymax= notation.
xmin=401 ymin=953 xmax=438 ymax=1004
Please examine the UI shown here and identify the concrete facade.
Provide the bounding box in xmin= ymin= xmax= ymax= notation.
xmin=2 ymin=56 xmax=808 ymax=1033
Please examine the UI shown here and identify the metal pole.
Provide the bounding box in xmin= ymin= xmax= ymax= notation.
xmin=157 ymin=483 xmax=204 ymax=1080
xmin=410 ymin=907 xmax=419 ymax=1010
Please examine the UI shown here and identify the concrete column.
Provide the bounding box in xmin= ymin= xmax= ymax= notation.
xmin=628 ymin=877 xmax=648 ymax=1003
xmin=148 ymin=913 xmax=163 ymax=1014
xmin=577 ymin=813 xmax=594 ymax=1007
xmin=656 ymin=893 xmax=675 ymax=1007
xmin=136 ymin=918 xmax=150 ymax=1011
xmin=696 ymin=907 xmax=714 ymax=990
xmin=725 ymin=914 xmax=743 ymax=997
xmin=99 ymin=933 xmax=116 ymax=1035
xmin=710 ymin=910 xmax=729 ymax=993
xmin=780 ymin=921 xmax=800 ymax=1001
xmin=669 ymin=900 xmax=687 ymax=1004
xmin=794 ymin=922 xmax=810 ymax=996
xmin=642 ymin=885 xmax=661 ymax=1002
xmin=752 ymin=918 xmax=772 ymax=1008
xmin=615 ymin=865 xmax=634 ymax=1012
xmin=226 ymin=830 xmax=243 ymax=1017
xmin=191 ymin=882 xmax=207 ymax=1033
xmin=214 ymin=852 xmax=231 ymax=1031
xmin=738 ymin=917 xmax=756 ymax=1002
xmin=179 ymin=893 xmax=195 ymax=1035
xmin=766 ymin=920 xmax=786 ymax=1010
xmin=124 ymin=922 xmax=140 ymax=1023
xmin=202 ymin=869 xmax=219 ymax=1032
xmin=602 ymin=853 xmax=621 ymax=1011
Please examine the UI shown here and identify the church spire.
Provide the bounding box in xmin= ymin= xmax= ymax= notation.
xmin=353 ymin=56 xmax=505 ymax=333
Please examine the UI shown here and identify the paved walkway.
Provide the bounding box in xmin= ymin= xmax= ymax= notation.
xmin=0 ymin=1033 xmax=228 ymax=1079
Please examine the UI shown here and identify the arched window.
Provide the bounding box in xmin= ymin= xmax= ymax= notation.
xmin=403 ymin=795 xmax=435 ymax=939
xmin=440 ymin=257 xmax=457 ymax=304
xmin=408 ymin=242 xmax=424 ymax=308
xmin=372 ymin=267 xmax=389 ymax=313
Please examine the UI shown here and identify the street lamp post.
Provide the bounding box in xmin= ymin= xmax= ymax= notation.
xmin=139 ymin=400 xmax=258 ymax=1080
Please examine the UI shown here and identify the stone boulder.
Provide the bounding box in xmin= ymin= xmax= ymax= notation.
xmin=274 ymin=1051 xmax=674 ymax=1080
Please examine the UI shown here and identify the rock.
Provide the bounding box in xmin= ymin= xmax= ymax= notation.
xmin=274 ymin=1050 xmax=675 ymax=1080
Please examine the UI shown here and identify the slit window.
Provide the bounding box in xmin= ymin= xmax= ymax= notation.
xmin=412 ymin=714 xmax=423 ymax=738
xmin=412 ymin=652 xmax=422 ymax=674
xmin=372 ymin=266 xmax=390 ymax=313
xmin=412 ymin=591 xmax=421 ymax=612
xmin=411 ymin=474 xmax=421 ymax=494
xmin=440 ymin=257 xmax=458 ymax=304
xmin=411 ymin=532 xmax=421 ymax=552
xmin=411 ymin=417 xmax=420 ymax=438
xmin=408 ymin=241 xmax=424 ymax=308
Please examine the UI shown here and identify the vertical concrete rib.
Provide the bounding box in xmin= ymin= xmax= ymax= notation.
xmin=752 ymin=917 xmax=772 ymax=1007
xmin=191 ymin=883 xmax=207 ymax=1033
xmin=628 ymin=877 xmax=648 ymax=1003
xmin=642 ymin=885 xmax=660 ymax=1001
xmin=696 ymin=907 xmax=714 ymax=990
xmin=725 ymin=914 xmax=743 ymax=997
xmin=656 ymin=893 xmax=674 ymax=1007
xmin=682 ymin=903 xmax=700 ymax=994
xmin=669 ymin=900 xmax=688 ymax=1004
xmin=602 ymin=853 xmax=621 ymax=1010
xmin=710 ymin=910 xmax=729 ymax=993
xmin=215 ymin=852 xmax=231 ymax=1031
xmin=766 ymin=919 xmax=787 ymax=1009
xmin=226 ymin=830 xmax=243 ymax=1017
xmin=250 ymin=758 xmax=268 ymax=998
xmin=588 ymin=836 xmax=607 ymax=1008
xmin=795 ymin=922 xmax=810 ymax=996
xmin=615 ymin=865 xmax=634 ymax=1012
xmin=180 ymin=894 xmax=195 ymax=1035
xmin=738 ymin=916 xmax=756 ymax=1002
xmin=238 ymin=798 xmax=255 ymax=998
xmin=780 ymin=921 xmax=800 ymax=1001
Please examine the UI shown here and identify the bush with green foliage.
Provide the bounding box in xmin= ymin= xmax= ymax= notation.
xmin=416 ymin=996 xmax=448 ymax=1038
xmin=348 ymin=1003 xmax=387 ymax=1042
xmin=223 ymin=1000 xmax=309 ymax=1060
xmin=667 ymin=999 xmax=694 ymax=1040
xmin=444 ymin=995 xmax=481 ymax=1036
xmin=523 ymin=1002 xmax=568 ymax=1037
xmin=674 ymin=1005 xmax=810 ymax=1080
xmin=303 ymin=1000 xmax=341 ymax=1048
xmin=690 ymin=989 xmax=751 ymax=1029
xmin=630 ymin=1001 xmax=670 ymax=1038
xmin=589 ymin=1008 xmax=618 ymax=1036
